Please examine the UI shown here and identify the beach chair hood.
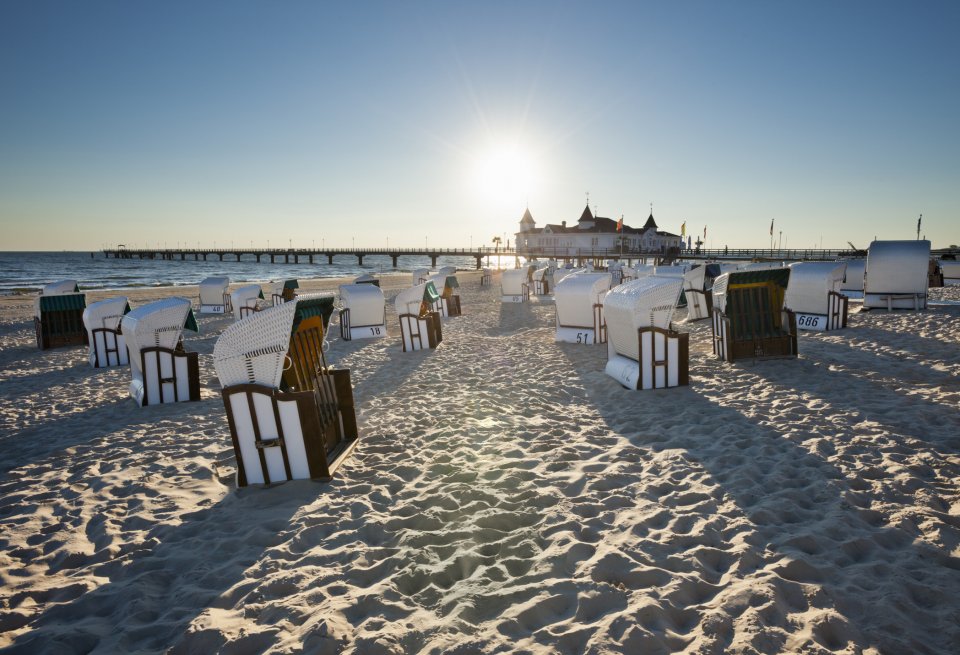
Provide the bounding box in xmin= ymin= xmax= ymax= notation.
xmin=784 ymin=261 xmax=847 ymax=315
xmin=82 ymin=296 xmax=131 ymax=332
xmin=42 ymin=280 xmax=80 ymax=295
xmin=554 ymin=273 xmax=612 ymax=328
xmin=214 ymin=302 xmax=298 ymax=388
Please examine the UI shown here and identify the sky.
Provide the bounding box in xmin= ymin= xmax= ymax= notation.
xmin=1 ymin=1 xmax=958 ymax=251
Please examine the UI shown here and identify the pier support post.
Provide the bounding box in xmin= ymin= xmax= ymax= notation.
xmin=475 ymin=255 xmax=482 ymax=269
xmin=294 ymin=254 xmax=299 ymax=264
xmin=357 ymin=254 xmax=364 ymax=266
xmin=270 ymin=254 xmax=275 ymax=263
xmin=256 ymin=254 xmax=261 ymax=263
xmin=431 ymin=254 xmax=437 ymax=268
xmin=392 ymin=255 xmax=398 ymax=268
xmin=328 ymin=254 xmax=334 ymax=265
xmin=236 ymin=254 xmax=240 ymax=262
xmin=309 ymin=254 xmax=313 ymax=264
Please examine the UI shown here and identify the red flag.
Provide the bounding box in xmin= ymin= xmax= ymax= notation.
xmin=616 ymin=217 xmax=623 ymax=232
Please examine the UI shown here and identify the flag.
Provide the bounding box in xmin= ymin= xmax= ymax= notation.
xmin=681 ymin=221 xmax=686 ymax=237
xmin=616 ymin=216 xmax=623 ymax=232
xmin=770 ymin=218 xmax=774 ymax=236
xmin=917 ymin=214 xmax=922 ymax=236
xmin=703 ymin=226 xmax=707 ymax=238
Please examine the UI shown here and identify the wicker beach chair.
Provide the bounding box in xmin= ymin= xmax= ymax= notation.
xmin=231 ymin=284 xmax=265 ymax=320
xmin=438 ymin=266 xmax=457 ymax=277
xmin=338 ymin=283 xmax=386 ymax=340
xmin=198 ymin=276 xmax=231 ymax=314
xmin=554 ymin=272 xmax=612 ymax=344
xmin=213 ymin=303 xmax=358 ymax=486
xmin=784 ymin=261 xmax=849 ymax=331
xmin=839 ymin=259 xmax=866 ymax=298
xmin=941 ymin=259 xmax=960 ymax=286
xmin=604 ymin=276 xmax=688 ymax=389
xmin=428 ymin=273 xmax=462 ymax=317
xmin=395 ymin=282 xmax=443 ymax=352
xmin=354 ymin=273 xmax=380 ymax=287
xmin=480 ymin=267 xmax=493 ymax=286
xmin=34 ymin=282 xmax=87 ymax=350
xmin=682 ymin=266 xmax=712 ymax=321
xmin=532 ymin=267 xmax=551 ymax=295
xmin=121 ymin=297 xmax=200 ymax=406
xmin=412 ymin=268 xmax=430 ymax=285
xmin=82 ymin=296 xmax=131 ymax=367
xmin=270 ymin=279 xmax=299 ymax=305
xmin=863 ymin=240 xmax=930 ymax=311
xmin=501 ymin=268 xmax=530 ymax=303
xmin=711 ymin=269 xmax=797 ymax=362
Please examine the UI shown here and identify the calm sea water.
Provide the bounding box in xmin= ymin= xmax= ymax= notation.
xmin=0 ymin=251 xmax=518 ymax=294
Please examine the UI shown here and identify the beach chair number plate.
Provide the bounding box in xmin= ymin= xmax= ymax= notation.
xmin=796 ymin=313 xmax=825 ymax=330
xmin=369 ymin=326 xmax=382 ymax=336
xmin=205 ymin=305 xmax=225 ymax=314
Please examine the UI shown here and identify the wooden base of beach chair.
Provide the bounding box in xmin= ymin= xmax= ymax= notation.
xmin=795 ymin=291 xmax=849 ymax=331
xmin=35 ymin=311 xmax=88 ymax=350
xmin=555 ymin=303 xmax=606 ymax=344
xmin=90 ymin=327 xmax=129 ymax=367
xmin=863 ymin=292 xmax=927 ymax=311
xmin=131 ymin=346 xmax=200 ymax=406
xmin=222 ymin=380 xmax=359 ymax=487
xmin=441 ymin=295 xmax=462 ymax=317
xmin=533 ymin=280 xmax=550 ymax=295
xmin=238 ymin=305 xmax=260 ymax=319
xmin=685 ymin=288 xmax=713 ymax=321
xmin=338 ymin=308 xmax=386 ymax=341
xmin=481 ymin=273 xmax=492 ymax=286
xmin=501 ymin=284 xmax=530 ymax=303
xmin=712 ymin=305 xmax=797 ymax=363
xmin=605 ymin=327 xmax=689 ymax=390
xmin=398 ymin=312 xmax=442 ymax=352
xmin=272 ymin=288 xmax=297 ymax=306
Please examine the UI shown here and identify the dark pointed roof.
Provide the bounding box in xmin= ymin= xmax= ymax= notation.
xmin=520 ymin=207 xmax=535 ymax=224
xmin=578 ymin=204 xmax=594 ymax=223
xmin=642 ymin=213 xmax=658 ymax=230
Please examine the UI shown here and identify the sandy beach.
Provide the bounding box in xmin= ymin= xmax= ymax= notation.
xmin=1 ymin=272 xmax=959 ymax=654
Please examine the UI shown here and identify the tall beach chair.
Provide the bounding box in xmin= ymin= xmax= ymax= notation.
xmin=83 ymin=296 xmax=131 ymax=367
xmin=784 ymin=261 xmax=849 ymax=331
xmin=501 ymin=268 xmax=530 ymax=303
xmin=412 ymin=268 xmax=430 ymax=285
xmin=339 ymin=283 xmax=386 ymax=340
xmin=198 ymin=276 xmax=231 ymax=314
xmin=270 ymin=279 xmax=299 ymax=305
xmin=682 ymin=266 xmax=712 ymax=321
xmin=711 ymin=269 xmax=797 ymax=362
xmin=395 ymin=282 xmax=443 ymax=352
xmin=354 ymin=273 xmax=380 ymax=287
xmin=34 ymin=281 xmax=87 ymax=350
xmin=940 ymin=259 xmax=960 ymax=286
xmin=231 ymin=284 xmax=265 ymax=320
xmin=121 ymin=297 xmax=200 ymax=406
xmin=604 ymin=276 xmax=688 ymax=390
xmin=480 ymin=267 xmax=493 ymax=286
xmin=532 ymin=267 xmax=552 ymax=295
xmin=862 ymin=240 xmax=930 ymax=311
xmin=428 ymin=273 xmax=462 ymax=317
xmin=213 ymin=302 xmax=358 ymax=486
xmin=554 ymin=272 xmax=612 ymax=344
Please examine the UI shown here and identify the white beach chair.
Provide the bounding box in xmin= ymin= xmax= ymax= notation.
xmin=428 ymin=273 xmax=462 ymax=317
xmin=480 ymin=267 xmax=493 ymax=286
xmin=338 ymin=283 xmax=386 ymax=340
xmin=711 ymin=269 xmax=797 ymax=362
xmin=653 ymin=265 xmax=689 ymax=278
xmin=198 ymin=276 xmax=231 ymax=314
xmin=940 ymin=259 xmax=960 ymax=286
xmin=231 ymin=284 xmax=265 ymax=320
xmin=395 ymin=282 xmax=443 ymax=351
xmin=839 ymin=259 xmax=866 ymax=298
xmin=42 ymin=279 xmax=80 ymax=295
xmin=784 ymin=262 xmax=849 ymax=331
xmin=121 ymin=297 xmax=200 ymax=406
xmin=682 ymin=266 xmax=711 ymax=321
xmin=354 ymin=273 xmax=380 ymax=287
xmin=213 ymin=302 xmax=358 ymax=486
xmin=604 ymin=276 xmax=688 ymax=389
xmin=34 ymin=283 xmax=87 ymax=350
xmin=82 ymin=296 xmax=131 ymax=367
xmin=501 ymin=269 xmax=530 ymax=303
xmin=863 ymin=240 xmax=930 ymax=310
xmin=531 ymin=267 xmax=552 ymax=295
xmin=554 ymin=272 xmax=612 ymax=344
xmin=412 ymin=268 xmax=430 ymax=285
xmin=438 ymin=266 xmax=457 ymax=276
xmin=270 ymin=279 xmax=299 ymax=306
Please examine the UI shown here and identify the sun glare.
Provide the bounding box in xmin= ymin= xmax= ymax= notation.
xmin=471 ymin=143 xmax=539 ymax=209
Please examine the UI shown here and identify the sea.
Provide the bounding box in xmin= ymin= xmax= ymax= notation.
xmin=0 ymin=251 xmax=520 ymax=295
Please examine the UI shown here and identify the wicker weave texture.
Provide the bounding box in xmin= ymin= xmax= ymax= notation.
xmin=214 ymin=301 xmax=298 ymax=388
xmin=122 ymin=297 xmax=193 ymax=378
xmin=231 ymin=284 xmax=264 ymax=321
xmin=83 ymin=297 xmax=129 ymax=332
xmin=605 ymin=276 xmax=683 ymax=361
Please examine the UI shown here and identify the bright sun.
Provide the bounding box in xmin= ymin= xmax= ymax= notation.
xmin=471 ymin=143 xmax=539 ymax=208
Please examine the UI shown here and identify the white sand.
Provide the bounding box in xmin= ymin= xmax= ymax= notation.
xmin=1 ymin=274 xmax=959 ymax=654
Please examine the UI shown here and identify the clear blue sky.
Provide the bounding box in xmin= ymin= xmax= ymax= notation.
xmin=1 ymin=1 xmax=958 ymax=250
